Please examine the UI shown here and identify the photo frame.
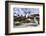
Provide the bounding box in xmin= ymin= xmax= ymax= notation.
xmin=5 ymin=1 xmax=45 ymax=35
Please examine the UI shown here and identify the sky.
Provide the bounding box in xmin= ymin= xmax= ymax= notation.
xmin=13 ymin=8 xmax=39 ymax=16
